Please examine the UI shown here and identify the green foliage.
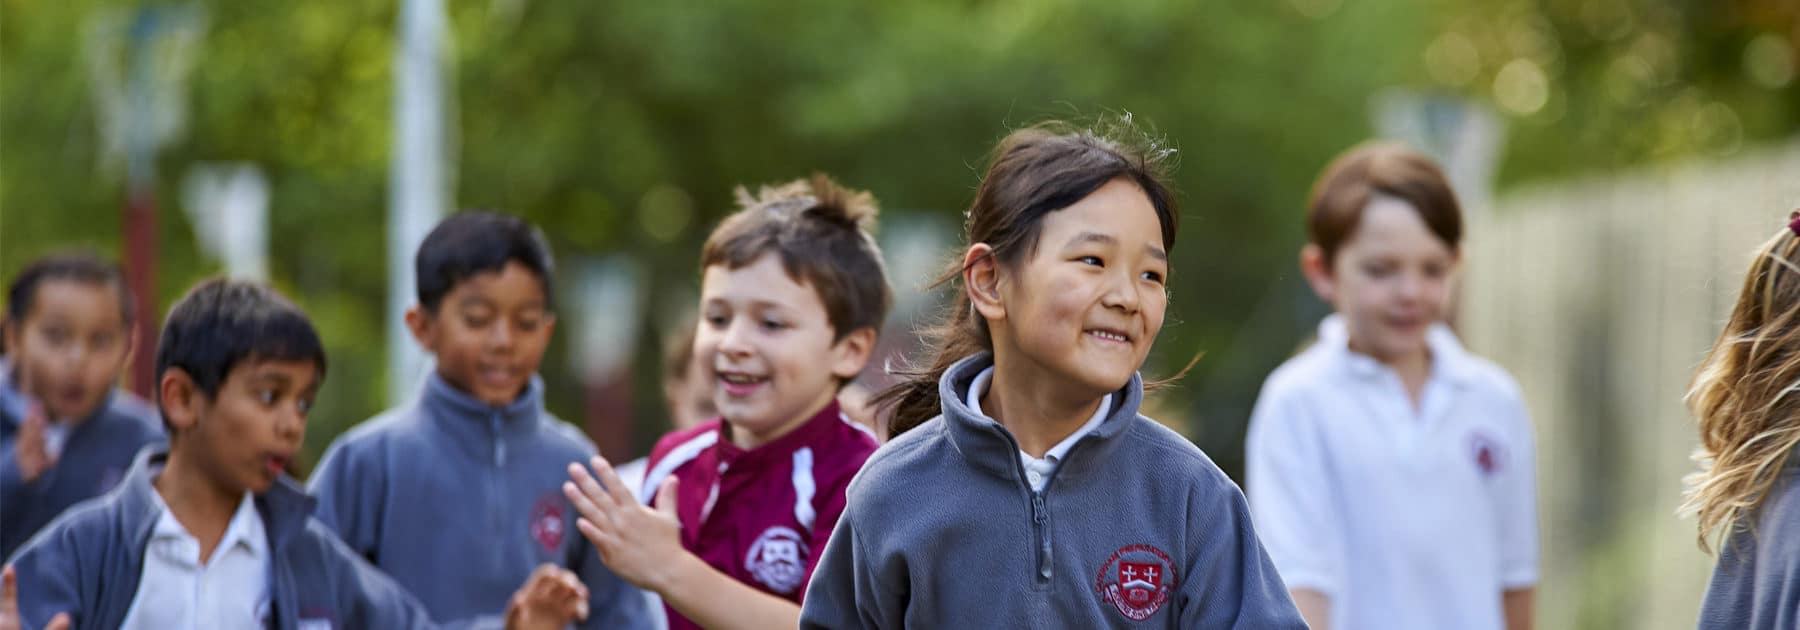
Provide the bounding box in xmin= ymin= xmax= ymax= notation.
xmin=1 ymin=0 xmax=1793 ymax=478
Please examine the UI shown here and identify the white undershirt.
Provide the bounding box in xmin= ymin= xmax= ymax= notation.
xmin=966 ymin=367 xmax=1112 ymax=492
xmin=120 ymin=486 xmax=271 ymax=629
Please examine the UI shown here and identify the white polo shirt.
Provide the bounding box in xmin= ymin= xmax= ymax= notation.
xmin=120 ymin=488 xmax=271 ymax=629
xmin=967 ymin=366 xmax=1112 ymax=492
xmin=1245 ymin=315 xmax=1538 ymax=630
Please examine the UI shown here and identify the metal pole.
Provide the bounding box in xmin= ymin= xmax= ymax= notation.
xmin=388 ymin=0 xmax=450 ymax=405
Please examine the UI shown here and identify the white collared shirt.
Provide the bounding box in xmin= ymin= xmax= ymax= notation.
xmin=121 ymin=488 xmax=271 ymax=630
xmin=1245 ymin=314 xmax=1538 ymax=630
xmin=967 ymin=366 xmax=1113 ymax=492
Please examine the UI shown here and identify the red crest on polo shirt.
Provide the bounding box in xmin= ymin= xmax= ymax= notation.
xmin=1095 ymin=544 xmax=1176 ymax=620
xmin=530 ymin=493 xmax=566 ymax=552
xmin=1468 ymin=430 xmax=1507 ymax=478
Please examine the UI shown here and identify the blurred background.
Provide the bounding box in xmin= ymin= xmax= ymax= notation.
xmin=2 ymin=1 xmax=1797 ymax=627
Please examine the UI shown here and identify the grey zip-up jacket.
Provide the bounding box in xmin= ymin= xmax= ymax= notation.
xmin=1698 ymin=464 xmax=1800 ymax=629
xmin=0 ymin=376 xmax=164 ymax=561
xmin=800 ymin=353 xmax=1307 ymax=629
xmin=309 ymin=372 xmax=650 ymax=629
xmin=7 ymin=448 xmax=441 ymax=630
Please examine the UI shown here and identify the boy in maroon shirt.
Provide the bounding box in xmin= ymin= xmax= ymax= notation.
xmin=564 ymin=175 xmax=891 ymax=630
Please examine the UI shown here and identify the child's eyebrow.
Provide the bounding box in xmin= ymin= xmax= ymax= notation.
xmin=1064 ymin=231 xmax=1117 ymax=249
xmin=251 ymin=371 xmax=294 ymax=387
xmin=1146 ymin=245 xmax=1168 ymax=262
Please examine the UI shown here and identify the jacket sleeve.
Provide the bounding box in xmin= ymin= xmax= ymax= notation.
xmin=306 ymin=436 xmax=384 ymax=561
xmin=799 ymin=493 xmax=904 ymax=629
xmin=8 ymin=520 xmax=91 ymax=630
xmin=318 ymin=525 xmax=479 ymax=630
xmin=1178 ymin=483 xmax=1309 ymax=629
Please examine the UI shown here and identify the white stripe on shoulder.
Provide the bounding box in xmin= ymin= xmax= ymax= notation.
xmin=792 ymin=447 xmax=816 ymax=531
xmin=840 ymin=412 xmax=877 ymax=441
xmin=639 ymin=431 xmax=719 ymax=504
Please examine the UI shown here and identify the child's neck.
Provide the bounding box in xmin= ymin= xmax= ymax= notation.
xmin=983 ymin=358 xmax=1105 ymax=459
xmin=1351 ymin=340 xmax=1433 ymax=410
xmin=154 ymin=450 xmax=246 ymax=565
xmin=725 ymin=390 xmax=835 ymax=451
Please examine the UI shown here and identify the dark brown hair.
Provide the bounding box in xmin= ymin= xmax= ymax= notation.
xmin=877 ymin=119 xmax=1180 ymax=437
xmin=1307 ymin=142 xmax=1462 ymax=264
xmin=700 ymin=173 xmax=893 ymax=342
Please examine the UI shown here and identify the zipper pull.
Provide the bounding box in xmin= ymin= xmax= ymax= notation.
xmin=1032 ymin=494 xmax=1047 ymax=524
xmin=490 ymin=415 xmax=506 ymax=467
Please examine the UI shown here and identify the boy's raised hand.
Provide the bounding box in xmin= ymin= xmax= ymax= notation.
xmin=1 ymin=565 xmax=69 ymax=630
xmin=502 ymin=563 xmax=589 ymax=630
xmin=14 ymin=403 xmax=56 ymax=482
xmin=563 ymin=456 xmax=685 ymax=592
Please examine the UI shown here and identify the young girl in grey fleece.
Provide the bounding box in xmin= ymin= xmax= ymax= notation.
xmin=799 ymin=120 xmax=1307 ymax=629
xmin=1687 ymin=210 xmax=1800 ymax=630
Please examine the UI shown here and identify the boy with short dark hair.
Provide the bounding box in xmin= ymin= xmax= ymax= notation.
xmin=4 ymin=277 xmax=588 ymax=629
xmin=0 ymin=252 xmax=163 ymax=560
xmin=309 ymin=211 xmax=649 ymax=628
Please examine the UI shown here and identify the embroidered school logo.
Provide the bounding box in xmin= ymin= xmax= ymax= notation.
xmin=744 ymin=526 xmax=810 ymax=594
xmin=529 ymin=493 xmax=566 ymax=552
xmin=1094 ymin=544 xmax=1177 ymax=621
xmin=1469 ymin=430 xmax=1507 ymax=478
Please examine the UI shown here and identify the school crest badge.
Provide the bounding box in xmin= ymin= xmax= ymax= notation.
xmin=530 ymin=493 xmax=566 ymax=552
xmin=745 ymin=526 xmax=810 ymax=594
xmin=1095 ymin=544 xmax=1176 ymax=621
xmin=1468 ymin=430 xmax=1507 ymax=478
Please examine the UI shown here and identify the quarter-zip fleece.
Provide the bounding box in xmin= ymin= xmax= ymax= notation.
xmin=800 ymin=353 xmax=1306 ymax=629
xmin=309 ymin=372 xmax=649 ymax=629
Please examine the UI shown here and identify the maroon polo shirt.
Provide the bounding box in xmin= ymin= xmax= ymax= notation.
xmin=640 ymin=400 xmax=878 ymax=630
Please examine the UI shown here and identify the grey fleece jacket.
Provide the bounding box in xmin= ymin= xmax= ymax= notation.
xmin=800 ymin=353 xmax=1306 ymax=629
xmin=1698 ymin=463 xmax=1800 ymax=629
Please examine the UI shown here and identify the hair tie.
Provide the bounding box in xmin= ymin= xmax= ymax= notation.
xmin=1790 ymin=210 xmax=1800 ymax=237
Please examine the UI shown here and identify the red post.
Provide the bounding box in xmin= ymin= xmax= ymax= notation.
xmin=583 ymin=372 xmax=634 ymax=464
xmin=125 ymin=185 xmax=156 ymax=396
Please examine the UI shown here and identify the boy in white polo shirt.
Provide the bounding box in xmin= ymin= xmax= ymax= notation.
xmin=1246 ymin=142 xmax=1538 ymax=630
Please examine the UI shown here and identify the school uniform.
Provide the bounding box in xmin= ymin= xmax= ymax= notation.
xmin=0 ymin=371 xmax=164 ymax=561
xmin=308 ymin=372 xmax=650 ymax=629
xmin=7 ymin=448 xmax=442 ymax=630
xmin=1697 ymin=461 xmax=1800 ymax=629
xmin=799 ymin=353 xmax=1306 ymax=629
xmin=641 ymin=400 xmax=878 ymax=630
xmin=1245 ymin=314 xmax=1539 ymax=630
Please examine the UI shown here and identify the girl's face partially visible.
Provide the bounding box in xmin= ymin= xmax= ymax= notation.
xmin=1316 ymin=195 xmax=1458 ymax=363
xmin=990 ymin=177 xmax=1169 ymax=399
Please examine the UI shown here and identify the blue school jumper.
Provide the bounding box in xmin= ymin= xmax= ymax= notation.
xmin=309 ymin=372 xmax=650 ymax=629
xmin=1698 ymin=463 xmax=1800 ymax=629
xmin=1 ymin=375 xmax=163 ymax=561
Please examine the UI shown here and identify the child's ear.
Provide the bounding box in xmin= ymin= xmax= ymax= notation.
xmin=964 ymin=244 xmax=1006 ymax=322
xmin=403 ymin=305 xmax=436 ymax=351
xmin=538 ymin=312 xmax=557 ymax=340
xmin=158 ymin=367 xmax=204 ymax=434
xmin=828 ymin=327 xmax=878 ymax=381
xmin=1299 ymin=244 xmax=1336 ymax=304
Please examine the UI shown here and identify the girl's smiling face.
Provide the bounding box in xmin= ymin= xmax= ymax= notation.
xmin=977 ymin=177 xmax=1169 ymax=399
